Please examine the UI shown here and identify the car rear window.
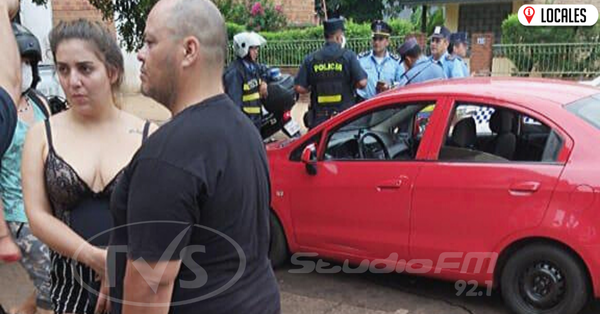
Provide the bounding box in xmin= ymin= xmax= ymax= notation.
xmin=566 ymin=94 xmax=600 ymax=130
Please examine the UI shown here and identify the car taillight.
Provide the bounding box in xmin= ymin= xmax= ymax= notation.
xmin=283 ymin=111 xmax=292 ymax=122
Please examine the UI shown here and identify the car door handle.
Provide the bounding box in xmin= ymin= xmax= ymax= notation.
xmin=377 ymin=179 xmax=404 ymax=190
xmin=509 ymin=181 xmax=541 ymax=194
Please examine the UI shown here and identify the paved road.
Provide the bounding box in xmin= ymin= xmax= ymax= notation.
xmin=3 ymin=261 xmax=599 ymax=314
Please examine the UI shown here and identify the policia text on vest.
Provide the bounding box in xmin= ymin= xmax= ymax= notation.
xmin=314 ymin=63 xmax=343 ymax=73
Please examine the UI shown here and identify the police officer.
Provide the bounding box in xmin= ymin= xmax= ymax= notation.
xmin=295 ymin=18 xmax=367 ymax=129
xmin=397 ymin=37 xmax=445 ymax=86
xmin=223 ymin=31 xmax=269 ymax=129
xmin=429 ymin=25 xmax=466 ymax=79
xmin=449 ymin=32 xmax=470 ymax=77
xmin=356 ymin=20 xmax=404 ymax=101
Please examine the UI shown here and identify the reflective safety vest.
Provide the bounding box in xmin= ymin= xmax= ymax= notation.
xmin=309 ymin=49 xmax=351 ymax=108
xmin=236 ymin=61 xmax=262 ymax=118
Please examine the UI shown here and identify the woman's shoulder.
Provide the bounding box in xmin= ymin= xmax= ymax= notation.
xmin=119 ymin=110 xmax=160 ymax=136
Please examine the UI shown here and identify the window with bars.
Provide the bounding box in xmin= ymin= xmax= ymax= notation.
xmin=458 ymin=3 xmax=512 ymax=44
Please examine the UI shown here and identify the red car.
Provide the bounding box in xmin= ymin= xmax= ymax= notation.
xmin=266 ymin=78 xmax=600 ymax=314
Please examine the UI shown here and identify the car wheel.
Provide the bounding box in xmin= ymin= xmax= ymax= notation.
xmin=501 ymin=244 xmax=589 ymax=314
xmin=269 ymin=212 xmax=288 ymax=268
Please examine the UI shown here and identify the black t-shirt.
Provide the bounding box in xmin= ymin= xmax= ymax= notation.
xmin=0 ymin=87 xmax=17 ymax=159
xmin=108 ymin=94 xmax=280 ymax=314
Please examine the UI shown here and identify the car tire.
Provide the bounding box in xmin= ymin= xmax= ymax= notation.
xmin=500 ymin=244 xmax=589 ymax=314
xmin=269 ymin=212 xmax=289 ymax=269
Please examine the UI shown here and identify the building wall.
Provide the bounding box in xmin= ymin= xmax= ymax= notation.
xmin=273 ymin=0 xmax=316 ymax=25
xmin=20 ymin=0 xmax=54 ymax=64
xmin=52 ymin=0 xmax=108 ymax=25
xmin=446 ymin=4 xmax=460 ymax=31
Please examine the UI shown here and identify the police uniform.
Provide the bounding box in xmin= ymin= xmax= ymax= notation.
xmin=223 ymin=58 xmax=267 ymax=128
xmin=449 ymin=32 xmax=470 ymax=77
xmin=356 ymin=20 xmax=404 ymax=101
xmin=295 ymin=18 xmax=367 ymax=129
xmin=428 ymin=26 xmax=467 ymax=79
xmin=397 ymin=37 xmax=445 ymax=86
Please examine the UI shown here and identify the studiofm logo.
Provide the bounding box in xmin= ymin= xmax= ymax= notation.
xmin=518 ymin=4 xmax=598 ymax=26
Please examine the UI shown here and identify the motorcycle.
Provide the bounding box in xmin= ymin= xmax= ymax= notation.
xmin=260 ymin=68 xmax=302 ymax=140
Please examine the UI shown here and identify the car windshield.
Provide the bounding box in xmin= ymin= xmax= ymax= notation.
xmin=339 ymin=107 xmax=407 ymax=132
xmin=566 ymin=93 xmax=600 ymax=131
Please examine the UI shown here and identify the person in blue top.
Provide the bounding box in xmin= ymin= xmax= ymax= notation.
xmin=397 ymin=37 xmax=445 ymax=86
xmin=429 ymin=25 xmax=466 ymax=79
xmin=449 ymin=32 xmax=470 ymax=77
xmin=356 ymin=20 xmax=404 ymax=102
xmin=0 ymin=0 xmax=19 ymax=176
xmin=1 ymin=17 xmax=54 ymax=314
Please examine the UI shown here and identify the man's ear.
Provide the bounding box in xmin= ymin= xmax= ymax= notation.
xmin=182 ymin=36 xmax=200 ymax=68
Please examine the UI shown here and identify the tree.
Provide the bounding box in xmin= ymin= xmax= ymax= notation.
xmin=28 ymin=0 xmax=395 ymax=51
xmin=321 ymin=0 xmax=384 ymax=23
xmin=501 ymin=14 xmax=600 ymax=78
xmin=89 ymin=0 xmax=158 ymax=52
xmin=27 ymin=0 xmax=156 ymax=51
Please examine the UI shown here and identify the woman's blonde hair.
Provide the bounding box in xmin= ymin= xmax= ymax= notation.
xmin=49 ymin=19 xmax=124 ymax=108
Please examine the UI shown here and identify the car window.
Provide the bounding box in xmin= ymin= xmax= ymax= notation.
xmin=439 ymin=102 xmax=564 ymax=163
xmin=323 ymin=102 xmax=436 ymax=161
xmin=566 ymin=94 xmax=600 ymax=131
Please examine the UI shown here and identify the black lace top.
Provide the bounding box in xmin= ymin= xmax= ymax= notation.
xmin=43 ymin=120 xmax=149 ymax=246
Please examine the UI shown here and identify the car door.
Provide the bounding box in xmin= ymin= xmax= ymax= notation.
xmin=410 ymin=97 xmax=571 ymax=273
xmin=288 ymin=98 xmax=444 ymax=261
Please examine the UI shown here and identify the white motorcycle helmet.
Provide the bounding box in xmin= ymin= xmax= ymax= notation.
xmin=233 ymin=32 xmax=267 ymax=59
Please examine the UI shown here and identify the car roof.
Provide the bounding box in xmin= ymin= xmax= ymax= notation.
xmin=386 ymin=77 xmax=599 ymax=106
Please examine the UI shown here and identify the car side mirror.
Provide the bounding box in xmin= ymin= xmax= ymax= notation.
xmin=301 ymin=144 xmax=317 ymax=176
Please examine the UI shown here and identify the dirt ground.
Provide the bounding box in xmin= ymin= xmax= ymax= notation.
xmin=119 ymin=93 xmax=309 ymax=134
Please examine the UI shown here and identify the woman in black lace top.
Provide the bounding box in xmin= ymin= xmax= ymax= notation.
xmin=21 ymin=20 xmax=157 ymax=314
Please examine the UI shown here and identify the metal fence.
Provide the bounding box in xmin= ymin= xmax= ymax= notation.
xmin=492 ymin=43 xmax=600 ymax=79
xmin=227 ymin=36 xmax=405 ymax=67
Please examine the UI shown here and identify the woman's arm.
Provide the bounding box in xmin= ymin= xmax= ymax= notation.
xmin=0 ymin=0 xmax=22 ymax=104
xmin=0 ymin=197 xmax=21 ymax=261
xmin=22 ymin=122 xmax=105 ymax=273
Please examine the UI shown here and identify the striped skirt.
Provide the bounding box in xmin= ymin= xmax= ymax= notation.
xmin=50 ymin=251 xmax=100 ymax=314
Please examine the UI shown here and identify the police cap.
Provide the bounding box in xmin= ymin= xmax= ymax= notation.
xmin=324 ymin=18 xmax=345 ymax=35
xmin=397 ymin=37 xmax=419 ymax=59
xmin=371 ymin=20 xmax=391 ymax=37
xmin=430 ymin=25 xmax=451 ymax=40
xmin=450 ymin=32 xmax=469 ymax=44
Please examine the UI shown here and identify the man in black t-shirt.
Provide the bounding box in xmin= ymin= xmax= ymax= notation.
xmin=103 ymin=1 xmax=280 ymax=314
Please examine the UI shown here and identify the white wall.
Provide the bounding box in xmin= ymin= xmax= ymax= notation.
xmin=20 ymin=0 xmax=53 ymax=65
xmin=114 ymin=8 xmax=143 ymax=93
xmin=121 ymin=48 xmax=142 ymax=93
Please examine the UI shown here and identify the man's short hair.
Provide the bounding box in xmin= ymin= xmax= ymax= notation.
xmin=166 ymin=0 xmax=228 ymax=70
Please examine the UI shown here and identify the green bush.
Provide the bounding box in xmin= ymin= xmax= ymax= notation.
xmin=226 ymin=19 xmax=417 ymax=67
xmin=256 ymin=19 xmax=415 ymax=41
xmin=500 ymin=14 xmax=600 ymax=77
xmin=227 ymin=22 xmax=247 ymax=39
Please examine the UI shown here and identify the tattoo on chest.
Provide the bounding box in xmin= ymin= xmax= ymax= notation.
xmin=128 ymin=129 xmax=143 ymax=135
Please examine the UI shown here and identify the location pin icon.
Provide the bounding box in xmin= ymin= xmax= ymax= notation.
xmin=524 ymin=6 xmax=535 ymax=24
